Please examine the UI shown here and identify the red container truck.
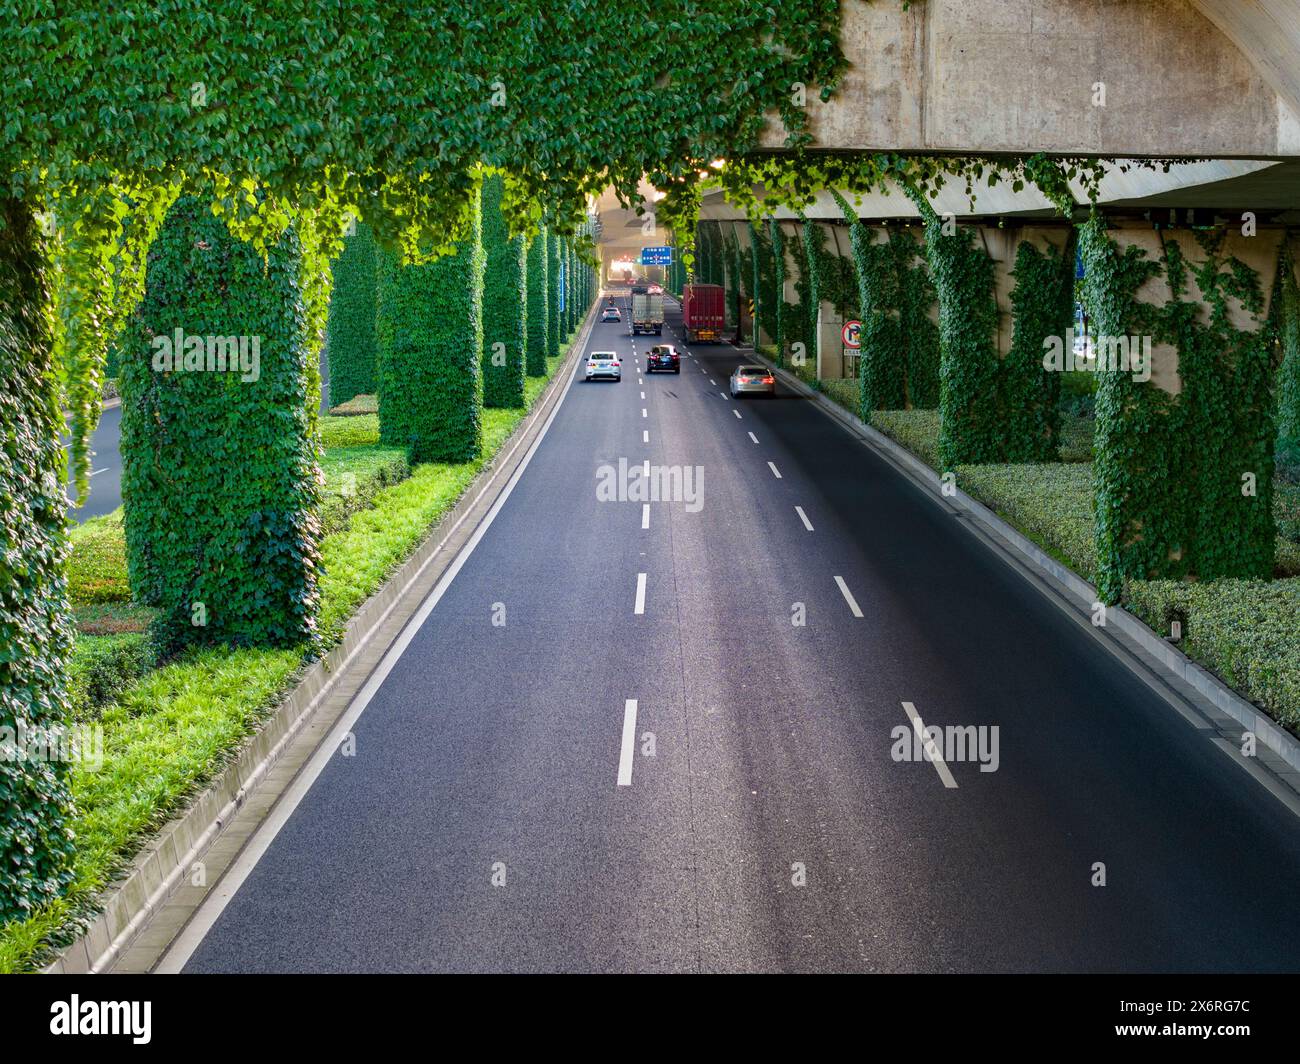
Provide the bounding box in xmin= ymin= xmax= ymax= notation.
xmin=682 ymin=283 xmax=725 ymax=343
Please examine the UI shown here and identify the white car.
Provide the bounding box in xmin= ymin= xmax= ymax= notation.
xmin=585 ymin=351 xmax=622 ymax=382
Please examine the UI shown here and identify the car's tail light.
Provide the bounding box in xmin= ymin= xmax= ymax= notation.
xmin=763 ymin=376 xmax=774 ymax=384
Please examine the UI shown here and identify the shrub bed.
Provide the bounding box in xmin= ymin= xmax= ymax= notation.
xmin=1127 ymin=579 xmax=1300 ymax=729
xmin=869 ymin=409 xmax=941 ymax=469
xmin=819 ymin=378 xmax=858 ymax=415
xmin=319 ymin=445 xmax=411 ymax=537
xmin=956 ymin=463 xmax=1098 ymax=580
xmin=68 ymin=634 xmax=153 ymax=721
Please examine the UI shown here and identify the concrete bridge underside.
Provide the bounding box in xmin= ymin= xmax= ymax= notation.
xmin=761 ymin=0 xmax=1300 ymax=159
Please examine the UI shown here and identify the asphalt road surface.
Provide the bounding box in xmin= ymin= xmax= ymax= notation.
xmin=64 ymin=402 xmax=123 ymax=522
xmin=180 ymin=295 xmax=1300 ymax=973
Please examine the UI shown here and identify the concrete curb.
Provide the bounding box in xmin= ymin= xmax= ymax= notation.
xmin=45 ymin=304 xmax=598 ymax=975
xmin=746 ymin=349 xmax=1300 ymax=795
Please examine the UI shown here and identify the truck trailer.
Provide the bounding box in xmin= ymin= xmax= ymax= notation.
xmin=630 ymin=284 xmax=664 ymax=335
xmin=682 ymin=283 xmax=725 ymax=343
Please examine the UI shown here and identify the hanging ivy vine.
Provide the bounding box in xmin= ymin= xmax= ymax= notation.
xmin=1003 ymin=235 xmax=1075 ymax=461
xmin=1079 ymin=213 xmax=1279 ymax=603
xmin=1275 ymin=240 xmax=1300 ymax=448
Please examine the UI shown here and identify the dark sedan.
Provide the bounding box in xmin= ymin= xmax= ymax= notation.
xmin=646 ymin=344 xmax=680 ymax=374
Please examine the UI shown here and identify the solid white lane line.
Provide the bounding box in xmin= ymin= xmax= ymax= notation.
xmin=834 ymin=575 xmax=864 ymax=618
xmin=902 ymin=701 xmax=959 ymax=789
xmin=641 ymin=408 xmax=648 ymax=418
xmin=748 ymin=431 xmax=758 ymax=443
xmin=641 ymin=503 xmax=650 ymax=529
xmin=643 ymin=430 xmax=649 ymax=443
xmin=733 ymin=410 xmax=742 ymax=419
xmin=634 ymin=572 xmax=647 ymax=614
xmin=795 ymin=506 xmax=814 ymax=531
xmin=618 ymin=699 xmax=638 ymax=786
xmin=767 ymin=461 xmax=781 ymax=479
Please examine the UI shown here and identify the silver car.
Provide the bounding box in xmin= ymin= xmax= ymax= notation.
xmin=585 ymin=350 xmax=622 ymax=382
xmin=729 ymin=364 xmax=775 ymax=398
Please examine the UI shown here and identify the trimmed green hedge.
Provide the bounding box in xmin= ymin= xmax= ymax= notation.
xmin=119 ymin=191 xmax=321 ymax=654
xmin=319 ymin=445 xmax=412 ymax=536
xmin=1127 ymin=579 xmax=1300 ymax=729
xmin=68 ymin=634 xmax=153 ymax=721
xmin=957 ymin=463 xmax=1098 ymax=580
xmin=0 ymin=196 xmax=76 ymax=923
xmin=526 ymin=228 xmax=549 ymax=375
xmin=377 ymin=183 xmax=486 ymax=463
xmin=325 ymin=222 xmax=378 ymax=407
xmin=820 ymin=378 xmax=858 ymax=415
xmin=869 ymin=409 xmax=942 ymax=469
xmin=1058 ymin=415 xmax=1095 ymax=463
xmin=321 ymin=412 xmax=379 ymax=449
xmin=480 ymin=174 xmax=526 ymax=408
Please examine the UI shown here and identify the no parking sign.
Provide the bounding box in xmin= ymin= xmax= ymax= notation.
xmin=842 ymin=320 xmax=862 ymax=349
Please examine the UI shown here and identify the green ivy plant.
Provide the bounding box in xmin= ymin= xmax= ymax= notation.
xmin=0 ymin=199 xmax=77 ymax=923
xmin=325 ymin=221 xmax=378 ymax=407
xmin=1275 ymin=241 xmax=1299 ymax=447
xmin=119 ymin=188 xmax=322 ymax=653
xmin=904 ymin=186 xmax=1003 ymax=471
xmin=480 ymin=173 xmax=527 ymax=408
xmin=546 ymin=230 xmax=562 ymax=359
xmin=376 ymin=183 xmax=485 ymax=463
xmin=1079 ymin=214 xmax=1279 ymax=602
xmin=525 ymin=227 xmax=550 ymax=376
xmin=1003 ymin=236 xmax=1075 ymax=461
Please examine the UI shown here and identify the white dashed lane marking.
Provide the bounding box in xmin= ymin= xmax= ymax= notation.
xmin=834 ymin=576 xmax=864 ymax=618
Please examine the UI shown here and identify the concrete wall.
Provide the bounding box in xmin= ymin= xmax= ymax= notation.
xmin=763 ymin=0 xmax=1300 ymax=158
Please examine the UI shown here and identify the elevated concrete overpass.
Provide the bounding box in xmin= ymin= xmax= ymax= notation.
xmin=764 ymin=0 xmax=1300 ymax=159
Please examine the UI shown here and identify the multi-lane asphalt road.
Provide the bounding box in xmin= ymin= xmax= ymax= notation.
xmin=170 ymin=294 xmax=1300 ymax=973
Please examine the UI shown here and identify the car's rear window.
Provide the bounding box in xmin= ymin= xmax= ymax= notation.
xmin=590 ymin=353 xmax=614 ymax=360
xmin=740 ymin=366 xmax=767 ymax=375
